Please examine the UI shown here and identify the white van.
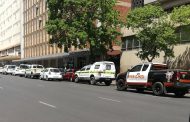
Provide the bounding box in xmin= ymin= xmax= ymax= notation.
xmin=75 ymin=61 xmax=116 ymax=86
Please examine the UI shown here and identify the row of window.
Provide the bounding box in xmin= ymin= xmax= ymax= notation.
xmin=122 ymin=25 xmax=190 ymax=51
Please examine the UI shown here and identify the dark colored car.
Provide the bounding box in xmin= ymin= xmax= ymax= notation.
xmin=62 ymin=69 xmax=77 ymax=82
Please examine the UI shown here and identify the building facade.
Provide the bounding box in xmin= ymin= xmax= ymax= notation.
xmin=22 ymin=0 xmax=131 ymax=69
xmin=0 ymin=0 xmax=23 ymax=65
xmin=120 ymin=0 xmax=190 ymax=72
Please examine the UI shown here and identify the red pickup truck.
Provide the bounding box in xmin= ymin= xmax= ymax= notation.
xmin=116 ymin=62 xmax=190 ymax=97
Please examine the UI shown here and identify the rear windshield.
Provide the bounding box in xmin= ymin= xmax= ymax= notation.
xmin=8 ymin=66 xmax=16 ymax=68
xmin=50 ymin=69 xmax=60 ymax=72
xmin=37 ymin=66 xmax=43 ymax=68
xmin=151 ymin=64 xmax=168 ymax=70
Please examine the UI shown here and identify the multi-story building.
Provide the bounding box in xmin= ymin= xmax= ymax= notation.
xmin=120 ymin=0 xmax=190 ymax=72
xmin=0 ymin=0 xmax=23 ymax=65
xmin=21 ymin=0 xmax=131 ymax=69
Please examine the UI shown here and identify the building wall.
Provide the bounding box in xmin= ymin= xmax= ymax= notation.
xmin=120 ymin=0 xmax=190 ymax=72
xmin=0 ymin=0 xmax=22 ymax=57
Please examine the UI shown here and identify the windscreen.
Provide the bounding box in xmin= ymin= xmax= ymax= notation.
xmin=50 ymin=69 xmax=60 ymax=72
xmin=151 ymin=64 xmax=168 ymax=70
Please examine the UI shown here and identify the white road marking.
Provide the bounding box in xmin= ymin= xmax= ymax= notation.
xmin=39 ymin=101 xmax=56 ymax=108
xmin=98 ymin=97 xmax=121 ymax=103
xmin=0 ymin=86 xmax=4 ymax=89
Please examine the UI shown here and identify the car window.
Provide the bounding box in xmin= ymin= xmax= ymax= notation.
xmin=81 ymin=67 xmax=85 ymax=71
xmin=95 ymin=65 xmax=100 ymax=69
xmin=33 ymin=66 xmax=37 ymax=68
xmin=142 ymin=64 xmax=149 ymax=71
xmin=105 ymin=64 xmax=111 ymax=70
xmin=50 ymin=69 xmax=60 ymax=72
xmin=130 ymin=65 xmax=142 ymax=72
xmin=37 ymin=65 xmax=43 ymax=68
xmin=86 ymin=67 xmax=90 ymax=70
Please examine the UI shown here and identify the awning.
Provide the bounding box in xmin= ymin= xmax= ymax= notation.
xmin=14 ymin=53 xmax=69 ymax=62
xmin=0 ymin=55 xmax=21 ymax=61
xmin=107 ymin=50 xmax=121 ymax=56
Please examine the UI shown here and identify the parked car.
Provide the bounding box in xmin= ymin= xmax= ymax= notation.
xmin=116 ymin=62 xmax=190 ymax=97
xmin=74 ymin=61 xmax=116 ymax=86
xmin=25 ymin=64 xmax=44 ymax=78
xmin=12 ymin=67 xmax=20 ymax=76
xmin=2 ymin=65 xmax=16 ymax=75
xmin=17 ymin=64 xmax=30 ymax=76
xmin=0 ymin=67 xmax=3 ymax=74
xmin=39 ymin=68 xmax=63 ymax=81
xmin=62 ymin=68 xmax=77 ymax=82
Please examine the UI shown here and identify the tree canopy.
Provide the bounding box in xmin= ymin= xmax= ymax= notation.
xmin=46 ymin=0 xmax=122 ymax=61
xmin=126 ymin=4 xmax=178 ymax=62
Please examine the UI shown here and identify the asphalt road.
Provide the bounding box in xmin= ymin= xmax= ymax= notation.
xmin=0 ymin=74 xmax=189 ymax=122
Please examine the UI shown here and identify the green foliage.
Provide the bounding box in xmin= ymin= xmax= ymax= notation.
xmin=171 ymin=5 xmax=190 ymax=25
xmin=46 ymin=0 xmax=122 ymax=60
xmin=126 ymin=4 xmax=178 ymax=62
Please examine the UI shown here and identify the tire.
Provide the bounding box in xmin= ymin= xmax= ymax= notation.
xmin=30 ymin=73 xmax=34 ymax=79
xmin=70 ymin=77 xmax=73 ymax=82
xmin=25 ymin=73 xmax=27 ymax=78
xmin=105 ymin=80 xmax=112 ymax=86
xmin=116 ymin=79 xmax=126 ymax=91
xmin=174 ymin=91 xmax=186 ymax=98
xmin=74 ymin=75 xmax=79 ymax=83
xmin=152 ymin=82 xmax=165 ymax=96
xmin=45 ymin=76 xmax=49 ymax=81
xmin=39 ymin=76 xmax=42 ymax=80
xmin=90 ymin=76 xmax=96 ymax=85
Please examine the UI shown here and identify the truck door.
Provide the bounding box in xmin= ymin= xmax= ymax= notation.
xmin=127 ymin=64 xmax=150 ymax=84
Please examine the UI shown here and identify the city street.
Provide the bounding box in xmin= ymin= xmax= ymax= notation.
xmin=0 ymin=74 xmax=189 ymax=122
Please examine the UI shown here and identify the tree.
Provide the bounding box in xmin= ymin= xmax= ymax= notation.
xmin=45 ymin=0 xmax=122 ymax=62
xmin=126 ymin=4 xmax=178 ymax=62
xmin=171 ymin=5 xmax=190 ymax=26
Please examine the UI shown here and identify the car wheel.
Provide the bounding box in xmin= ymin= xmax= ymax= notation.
xmin=152 ymin=82 xmax=165 ymax=96
xmin=70 ymin=77 xmax=73 ymax=82
xmin=74 ymin=75 xmax=79 ymax=83
xmin=39 ymin=76 xmax=42 ymax=80
xmin=30 ymin=73 xmax=34 ymax=79
xmin=105 ymin=80 xmax=112 ymax=86
xmin=45 ymin=76 xmax=49 ymax=81
xmin=116 ymin=79 xmax=126 ymax=91
xmin=90 ymin=76 xmax=96 ymax=85
xmin=25 ymin=73 xmax=27 ymax=78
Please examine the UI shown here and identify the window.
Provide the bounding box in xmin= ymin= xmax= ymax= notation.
xmin=95 ymin=65 xmax=100 ymax=69
xmin=80 ymin=67 xmax=85 ymax=71
xmin=130 ymin=65 xmax=142 ymax=72
xmin=106 ymin=64 xmax=111 ymax=70
xmin=131 ymin=0 xmax=144 ymax=9
xmin=142 ymin=64 xmax=149 ymax=71
xmin=122 ymin=35 xmax=141 ymax=51
xmin=86 ymin=67 xmax=90 ymax=70
xmin=176 ymin=25 xmax=190 ymax=44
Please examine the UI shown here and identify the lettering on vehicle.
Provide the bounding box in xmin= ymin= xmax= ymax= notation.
xmin=165 ymin=71 xmax=174 ymax=82
xmin=128 ymin=73 xmax=144 ymax=79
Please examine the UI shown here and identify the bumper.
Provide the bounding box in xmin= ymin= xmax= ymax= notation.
xmin=96 ymin=77 xmax=115 ymax=81
xmin=48 ymin=75 xmax=63 ymax=79
xmin=32 ymin=73 xmax=40 ymax=77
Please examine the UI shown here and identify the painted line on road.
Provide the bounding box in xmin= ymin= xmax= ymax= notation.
xmin=98 ymin=97 xmax=121 ymax=103
xmin=0 ymin=86 xmax=4 ymax=89
xmin=39 ymin=101 xmax=56 ymax=108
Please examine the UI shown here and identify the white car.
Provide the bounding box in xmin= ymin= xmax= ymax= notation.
xmin=25 ymin=64 xmax=44 ymax=78
xmin=12 ymin=67 xmax=20 ymax=76
xmin=16 ymin=64 xmax=30 ymax=76
xmin=0 ymin=67 xmax=3 ymax=73
xmin=75 ymin=61 xmax=116 ymax=86
xmin=2 ymin=65 xmax=16 ymax=75
xmin=39 ymin=68 xmax=63 ymax=81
